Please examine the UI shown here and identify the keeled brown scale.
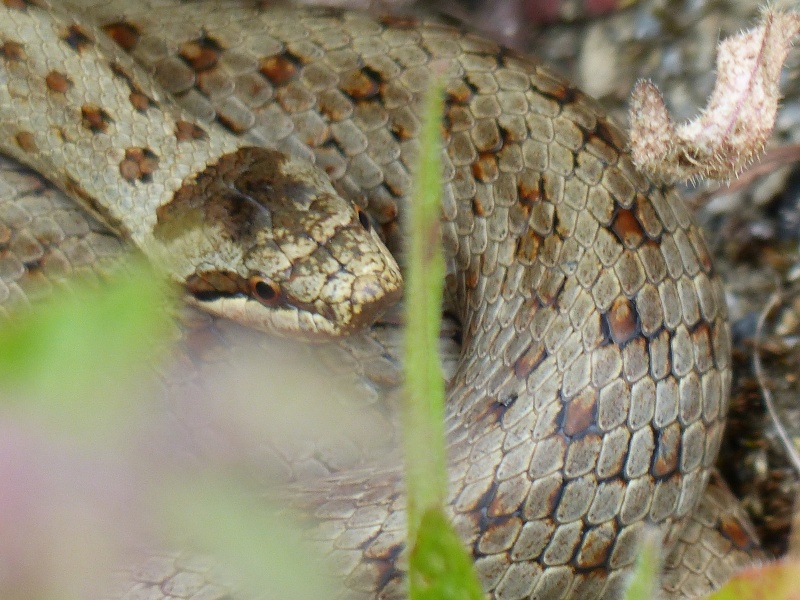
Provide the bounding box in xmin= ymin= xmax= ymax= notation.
xmin=0 ymin=1 xmax=765 ymax=599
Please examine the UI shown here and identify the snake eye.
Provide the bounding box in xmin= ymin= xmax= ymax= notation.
xmin=249 ymin=275 xmax=281 ymax=306
xmin=356 ymin=207 xmax=371 ymax=231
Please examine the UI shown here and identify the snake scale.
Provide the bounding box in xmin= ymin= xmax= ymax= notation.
xmin=0 ymin=1 xmax=766 ymax=598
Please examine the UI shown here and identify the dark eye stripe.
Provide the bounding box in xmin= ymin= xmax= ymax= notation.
xmin=185 ymin=269 xmax=248 ymax=300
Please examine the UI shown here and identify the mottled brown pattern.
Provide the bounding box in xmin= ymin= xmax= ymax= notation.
xmin=2 ymin=0 xmax=41 ymax=10
xmin=513 ymin=341 xmax=545 ymax=378
xmin=259 ymin=53 xmax=299 ymax=86
xmin=102 ymin=21 xmax=140 ymax=51
xmin=589 ymin=120 xmax=627 ymax=155
xmin=654 ymin=423 xmax=681 ymax=476
xmin=14 ymin=131 xmax=35 ymax=152
xmin=563 ymin=389 xmax=597 ymax=436
xmin=61 ymin=23 xmax=93 ymax=52
xmin=215 ymin=109 xmax=251 ymax=134
xmin=45 ymin=70 xmax=71 ymax=93
xmin=179 ymin=35 xmax=223 ymax=72
xmin=605 ymin=297 xmax=638 ymax=344
xmin=109 ymin=62 xmax=156 ymax=112
xmin=611 ymin=208 xmax=645 ymax=249
xmin=472 ymin=153 xmax=498 ymax=183
xmin=447 ymin=80 xmax=476 ymax=105
xmin=720 ymin=514 xmax=755 ymax=550
xmin=81 ymin=104 xmax=112 ymax=133
xmin=517 ymin=176 xmax=543 ymax=208
xmin=185 ymin=269 xmax=247 ymax=299
xmin=0 ymin=40 xmax=24 ymax=60
xmin=119 ymin=147 xmax=158 ymax=183
xmin=340 ymin=67 xmax=382 ymax=101
xmin=515 ymin=228 xmax=541 ymax=263
xmin=379 ymin=14 xmax=419 ymax=29
xmin=155 ymin=148 xmax=289 ymax=243
xmin=174 ymin=120 xmax=207 ymax=142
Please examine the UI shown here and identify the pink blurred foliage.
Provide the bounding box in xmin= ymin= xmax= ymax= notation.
xmin=523 ymin=0 xmax=563 ymax=24
xmin=523 ymin=0 xmax=622 ymax=24
xmin=0 ymin=419 xmax=152 ymax=600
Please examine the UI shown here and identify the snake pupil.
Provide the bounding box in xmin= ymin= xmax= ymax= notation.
xmin=254 ymin=280 xmax=276 ymax=302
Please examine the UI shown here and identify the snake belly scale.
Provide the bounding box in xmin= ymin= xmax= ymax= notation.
xmin=0 ymin=1 xmax=762 ymax=599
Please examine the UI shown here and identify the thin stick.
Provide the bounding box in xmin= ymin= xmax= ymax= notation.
xmin=753 ymin=289 xmax=800 ymax=475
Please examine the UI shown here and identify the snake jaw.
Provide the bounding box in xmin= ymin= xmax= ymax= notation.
xmin=180 ymin=224 xmax=404 ymax=338
xmin=185 ymin=259 xmax=402 ymax=339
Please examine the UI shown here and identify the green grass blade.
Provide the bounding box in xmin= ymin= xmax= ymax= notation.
xmin=404 ymin=79 xmax=483 ymax=600
xmin=404 ymin=78 xmax=448 ymax=538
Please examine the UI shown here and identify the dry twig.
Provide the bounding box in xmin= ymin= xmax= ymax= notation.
xmin=753 ymin=290 xmax=800 ymax=476
xmin=630 ymin=10 xmax=800 ymax=184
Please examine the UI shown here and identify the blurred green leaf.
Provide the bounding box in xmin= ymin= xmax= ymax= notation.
xmin=706 ymin=559 xmax=800 ymax=600
xmin=409 ymin=508 xmax=483 ymax=600
xmin=622 ymin=528 xmax=661 ymax=600
xmin=0 ymin=259 xmax=175 ymax=435
xmin=163 ymin=477 xmax=336 ymax=600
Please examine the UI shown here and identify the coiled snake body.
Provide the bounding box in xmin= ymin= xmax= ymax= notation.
xmin=0 ymin=1 xmax=762 ymax=598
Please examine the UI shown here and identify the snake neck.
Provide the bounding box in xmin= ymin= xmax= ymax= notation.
xmin=0 ymin=1 xmax=245 ymax=252
xmin=0 ymin=1 xmax=403 ymax=335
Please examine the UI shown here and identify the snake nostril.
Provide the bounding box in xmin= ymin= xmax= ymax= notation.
xmin=356 ymin=207 xmax=371 ymax=231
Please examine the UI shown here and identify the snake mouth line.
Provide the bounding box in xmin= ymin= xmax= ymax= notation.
xmin=184 ymin=268 xmax=324 ymax=315
xmin=184 ymin=268 xmax=402 ymax=338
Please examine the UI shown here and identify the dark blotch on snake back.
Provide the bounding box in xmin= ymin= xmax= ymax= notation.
xmin=0 ymin=41 xmax=25 ymax=61
xmin=62 ymin=24 xmax=94 ymax=52
xmin=154 ymin=147 xmax=315 ymax=245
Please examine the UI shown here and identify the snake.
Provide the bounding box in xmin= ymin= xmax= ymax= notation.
xmin=0 ymin=1 xmax=766 ymax=598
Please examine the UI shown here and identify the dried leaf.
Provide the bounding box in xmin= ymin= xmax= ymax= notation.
xmin=629 ymin=10 xmax=800 ymax=183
